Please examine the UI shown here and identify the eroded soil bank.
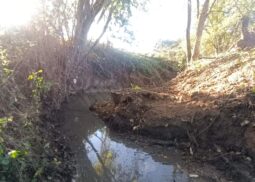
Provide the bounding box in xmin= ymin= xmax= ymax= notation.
xmin=92 ymin=54 xmax=255 ymax=182
xmin=60 ymin=93 xmax=229 ymax=182
xmin=41 ymin=51 xmax=255 ymax=181
xmin=92 ymin=90 xmax=255 ymax=181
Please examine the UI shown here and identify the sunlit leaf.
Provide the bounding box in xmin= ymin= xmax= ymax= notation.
xmin=8 ymin=150 xmax=19 ymax=159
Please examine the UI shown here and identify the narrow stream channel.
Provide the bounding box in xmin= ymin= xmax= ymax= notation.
xmin=61 ymin=93 xmax=217 ymax=182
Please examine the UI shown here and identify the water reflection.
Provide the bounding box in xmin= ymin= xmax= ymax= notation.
xmin=85 ymin=127 xmax=189 ymax=182
xmin=61 ymin=94 xmax=196 ymax=182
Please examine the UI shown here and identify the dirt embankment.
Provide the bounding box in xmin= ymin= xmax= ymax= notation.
xmin=92 ymin=52 xmax=255 ymax=182
xmin=68 ymin=46 xmax=176 ymax=93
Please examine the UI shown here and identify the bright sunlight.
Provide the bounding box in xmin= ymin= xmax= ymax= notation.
xmin=0 ymin=0 xmax=187 ymax=53
xmin=0 ymin=0 xmax=39 ymax=28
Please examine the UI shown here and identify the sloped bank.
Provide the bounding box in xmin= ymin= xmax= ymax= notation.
xmin=41 ymin=47 xmax=178 ymax=180
xmin=91 ymin=53 xmax=255 ymax=182
xmin=92 ymin=90 xmax=255 ymax=182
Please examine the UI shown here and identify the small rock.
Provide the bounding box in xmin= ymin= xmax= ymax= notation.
xmin=189 ymin=147 xmax=193 ymax=155
xmin=189 ymin=174 xmax=199 ymax=178
xmin=246 ymin=157 xmax=252 ymax=162
xmin=73 ymin=78 xmax=77 ymax=84
xmin=133 ymin=125 xmax=139 ymax=130
xmin=235 ymin=151 xmax=241 ymax=155
xmin=241 ymin=120 xmax=250 ymax=127
xmin=216 ymin=147 xmax=222 ymax=153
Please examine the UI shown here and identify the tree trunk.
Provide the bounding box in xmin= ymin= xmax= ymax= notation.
xmin=74 ymin=17 xmax=94 ymax=51
xmin=73 ymin=0 xmax=106 ymax=52
xmin=186 ymin=0 xmax=192 ymax=64
xmin=196 ymin=0 xmax=200 ymax=18
xmin=237 ymin=16 xmax=255 ymax=49
xmin=74 ymin=0 xmax=92 ymax=51
xmin=241 ymin=16 xmax=251 ymax=40
xmin=192 ymin=0 xmax=210 ymax=61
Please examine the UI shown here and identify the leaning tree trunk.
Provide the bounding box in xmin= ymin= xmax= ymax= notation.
xmin=186 ymin=0 xmax=192 ymax=64
xmin=73 ymin=0 xmax=107 ymax=53
xmin=74 ymin=0 xmax=93 ymax=52
xmin=192 ymin=0 xmax=210 ymax=61
xmin=196 ymin=0 xmax=200 ymax=18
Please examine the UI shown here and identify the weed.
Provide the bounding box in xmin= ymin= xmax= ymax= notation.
xmin=27 ymin=69 xmax=52 ymax=102
xmin=131 ymin=83 xmax=142 ymax=92
xmin=0 ymin=144 xmax=29 ymax=181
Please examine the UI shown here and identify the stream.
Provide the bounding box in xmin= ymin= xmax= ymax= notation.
xmin=61 ymin=93 xmax=219 ymax=182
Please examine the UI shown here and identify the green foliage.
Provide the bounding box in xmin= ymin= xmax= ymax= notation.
xmin=0 ymin=48 xmax=13 ymax=79
xmin=0 ymin=144 xmax=29 ymax=182
xmin=111 ymin=0 xmax=148 ymax=26
xmin=33 ymin=0 xmax=148 ymax=43
xmin=153 ymin=40 xmax=186 ymax=70
xmin=28 ymin=69 xmax=51 ymax=101
xmin=193 ymin=61 xmax=203 ymax=72
xmin=0 ymin=117 xmax=13 ymax=127
xmin=202 ymin=0 xmax=255 ymax=56
xmin=252 ymin=86 xmax=255 ymax=94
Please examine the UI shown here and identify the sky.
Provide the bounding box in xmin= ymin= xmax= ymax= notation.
xmin=125 ymin=0 xmax=187 ymax=53
xmin=0 ymin=0 xmax=187 ymax=53
xmin=0 ymin=0 xmax=39 ymax=28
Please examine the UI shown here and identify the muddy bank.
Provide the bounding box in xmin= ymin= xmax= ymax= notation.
xmin=59 ymin=93 xmax=229 ymax=182
xmin=32 ymin=47 xmax=178 ymax=181
xmin=91 ymin=90 xmax=255 ymax=182
xmin=36 ymin=107 xmax=76 ymax=181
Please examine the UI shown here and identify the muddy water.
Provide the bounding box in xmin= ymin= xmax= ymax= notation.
xmin=61 ymin=93 xmax=214 ymax=182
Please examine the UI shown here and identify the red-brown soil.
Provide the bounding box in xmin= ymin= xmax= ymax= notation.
xmin=92 ymin=52 xmax=255 ymax=181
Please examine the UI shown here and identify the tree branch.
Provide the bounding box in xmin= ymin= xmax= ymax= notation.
xmin=197 ymin=0 xmax=200 ymax=18
xmin=89 ymin=6 xmax=114 ymax=51
xmin=207 ymin=0 xmax=217 ymax=15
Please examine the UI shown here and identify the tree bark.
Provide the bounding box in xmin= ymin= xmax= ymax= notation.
xmin=74 ymin=0 xmax=107 ymax=52
xmin=241 ymin=16 xmax=250 ymax=39
xmin=237 ymin=16 xmax=255 ymax=49
xmin=192 ymin=0 xmax=210 ymax=61
xmin=186 ymin=0 xmax=192 ymax=64
xmin=87 ymin=6 xmax=114 ymax=53
xmin=196 ymin=0 xmax=200 ymax=18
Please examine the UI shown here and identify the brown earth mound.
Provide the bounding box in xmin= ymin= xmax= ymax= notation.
xmin=92 ymin=52 xmax=255 ymax=181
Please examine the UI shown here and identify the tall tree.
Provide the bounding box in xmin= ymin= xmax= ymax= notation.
xmin=74 ymin=0 xmax=107 ymax=50
xmin=196 ymin=0 xmax=200 ymax=18
xmin=186 ymin=0 xmax=192 ymax=64
xmin=73 ymin=0 xmax=147 ymax=52
xmin=192 ymin=0 xmax=216 ymax=61
xmin=35 ymin=0 xmax=147 ymax=53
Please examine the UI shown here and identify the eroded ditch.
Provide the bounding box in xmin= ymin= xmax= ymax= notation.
xmin=59 ymin=93 xmax=227 ymax=182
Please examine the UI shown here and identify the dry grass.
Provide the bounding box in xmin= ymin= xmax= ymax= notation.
xmin=171 ymin=51 xmax=255 ymax=97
